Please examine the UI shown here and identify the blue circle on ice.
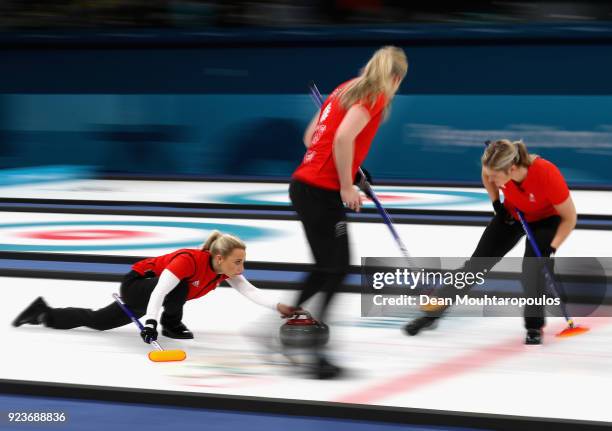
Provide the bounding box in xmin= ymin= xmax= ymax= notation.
xmin=0 ymin=220 xmax=277 ymax=252
xmin=214 ymin=187 xmax=489 ymax=208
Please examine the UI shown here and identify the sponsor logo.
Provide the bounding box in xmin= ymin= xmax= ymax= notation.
xmin=335 ymin=221 xmax=347 ymax=237
xmin=320 ymin=104 xmax=331 ymax=122
xmin=304 ymin=150 xmax=316 ymax=163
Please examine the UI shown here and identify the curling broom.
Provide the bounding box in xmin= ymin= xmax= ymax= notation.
xmin=112 ymin=293 xmax=186 ymax=362
xmin=516 ymin=210 xmax=589 ymax=337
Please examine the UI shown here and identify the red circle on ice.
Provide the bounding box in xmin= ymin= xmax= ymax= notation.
xmin=18 ymin=229 xmax=154 ymax=241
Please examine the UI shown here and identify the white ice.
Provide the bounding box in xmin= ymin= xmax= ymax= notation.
xmin=3 ymin=277 xmax=611 ymax=423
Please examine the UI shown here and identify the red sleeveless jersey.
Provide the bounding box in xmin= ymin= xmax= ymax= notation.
xmin=292 ymin=79 xmax=387 ymax=190
xmin=132 ymin=249 xmax=228 ymax=301
xmin=502 ymin=158 xmax=570 ymax=223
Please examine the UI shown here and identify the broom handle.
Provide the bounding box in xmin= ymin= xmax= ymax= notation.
xmin=113 ymin=293 xmax=164 ymax=351
xmin=515 ymin=211 xmax=574 ymax=326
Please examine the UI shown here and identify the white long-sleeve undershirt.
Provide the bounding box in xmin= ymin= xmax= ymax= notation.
xmin=143 ymin=271 xmax=278 ymax=323
xmin=143 ymin=269 xmax=180 ymax=323
xmin=226 ymin=275 xmax=279 ymax=310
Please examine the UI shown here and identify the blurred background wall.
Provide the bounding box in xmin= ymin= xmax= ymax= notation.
xmin=1 ymin=1 xmax=611 ymax=185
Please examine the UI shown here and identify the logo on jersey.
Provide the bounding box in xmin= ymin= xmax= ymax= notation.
xmin=529 ymin=193 xmax=536 ymax=202
xmin=320 ymin=104 xmax=331 ymax=122
xmin=304 ymin=150 xmax=316 ymax=163
xmin=311 ymin=124 xmax=326 ymax=146
xmin=192 ymin=280 xmax=200 ymax=287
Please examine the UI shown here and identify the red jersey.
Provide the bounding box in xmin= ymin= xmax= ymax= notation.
xmin=292 ymin=80 xmax=387 ymax=190
xmin=502 ymin=158 xmax=570 ymax=222
xmin=131 ymin=249 xmax=228 ymax=301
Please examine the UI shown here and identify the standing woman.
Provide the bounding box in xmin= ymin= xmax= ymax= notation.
xmin=290 ymin=46 xmax=408 ymax=377
xmin=13 ymin=231 xmax=297 ymax=343
xmin=405 ymin=140 xmax=577 ymax=344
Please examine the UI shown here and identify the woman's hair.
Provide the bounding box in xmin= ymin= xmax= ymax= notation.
xmin=482 ymin=139 xmax=536 ymax=172
xmin=201 ymin=230 xmax=245 ymax=257
xmin=339 ymin=46 xmax=408 ymax=118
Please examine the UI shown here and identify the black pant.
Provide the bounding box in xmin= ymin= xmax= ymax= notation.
xmin=45 ymin=271 xmax=189 ymax=330
xmin=289 ymin=179 xmax=350 ymax=322
xmin=434 ymin=213 xmax=560 ymax=330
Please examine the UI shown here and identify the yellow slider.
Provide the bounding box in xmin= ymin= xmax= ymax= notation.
xmin=148 ymin=349 xmax=187 ymax=362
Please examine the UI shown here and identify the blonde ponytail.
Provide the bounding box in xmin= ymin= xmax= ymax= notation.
xmin=482 ymin=139 xmax=536 ymax=172
xmin=201 ymin=230 xmax=246 ymax=257
xmin=339 ymin=46 xmax=408 ymax=119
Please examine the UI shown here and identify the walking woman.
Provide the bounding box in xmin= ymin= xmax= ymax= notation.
xmin=290 ymin=46 xmax=408 ymax=377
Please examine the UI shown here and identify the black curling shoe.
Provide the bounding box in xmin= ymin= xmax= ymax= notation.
xmin=403 ymin=316 xmax=438 ymax=336
xmin=12 ymin=297 xmax=50 ymax=327
xmin=162 ymin=323 xmax=194 ymax=339
xmin=312 ymin=355 xmax=343 ymax=380
xmin=525 ymin=329 xmax=542 ymax=345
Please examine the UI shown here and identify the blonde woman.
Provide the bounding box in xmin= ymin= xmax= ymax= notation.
xmin=13 ymin=231 xmax=298 ymax=343
xmin=290 ymin=46 xmax=408 ymax=377
xmin=405 ymin=140 xmax=577 ymax=345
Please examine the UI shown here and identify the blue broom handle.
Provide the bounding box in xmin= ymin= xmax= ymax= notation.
xmin=113 ymin=292 xmax=164 ymax=351
xmin=113 ymin=292 xmax=144 ymax=330
xmin=516 ymin=211 xmax=573 ymax=324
